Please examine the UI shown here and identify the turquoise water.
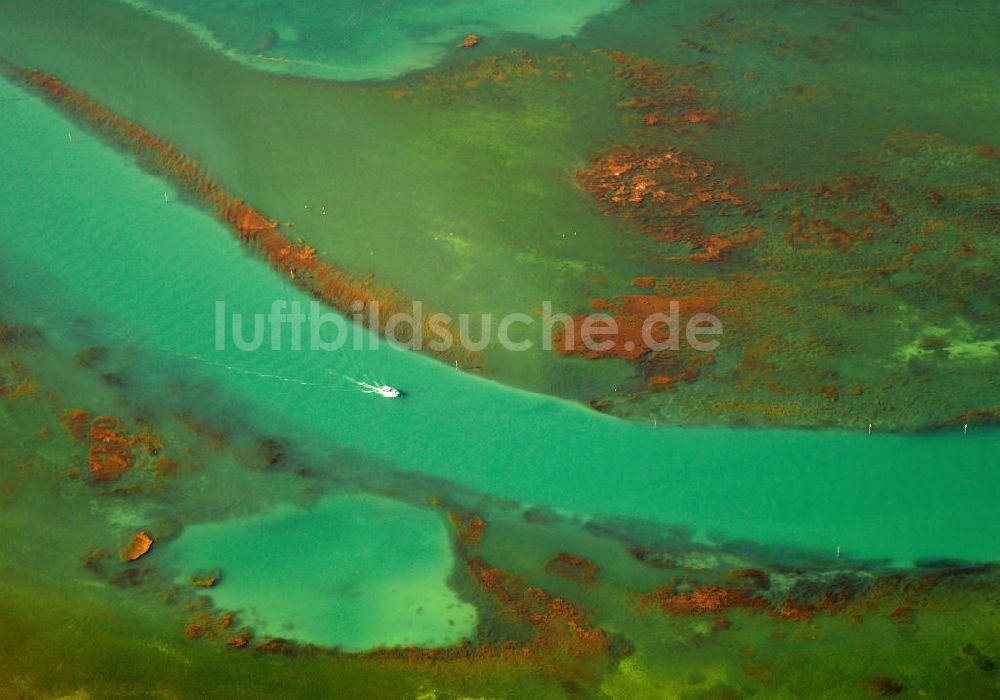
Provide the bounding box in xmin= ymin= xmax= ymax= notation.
xmin=161 ymin=494 xmax=477 ymax=650
xmin=118 ymin=0 xmax=625 ymax=80
xmin=2 ymin=71 xmax=999 ymax=583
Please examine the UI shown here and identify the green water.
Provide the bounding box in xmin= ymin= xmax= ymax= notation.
xmin=1 ymin=70 xmax=997 ymax=574
xmin=3 ymin=0 xmax=997 ymax=429
xmin=2 ymin=1 xmax=1000 ymax=695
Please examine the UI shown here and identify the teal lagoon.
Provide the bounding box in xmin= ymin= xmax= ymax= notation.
xmin=161 ymin=494 xmax=477 ymax=650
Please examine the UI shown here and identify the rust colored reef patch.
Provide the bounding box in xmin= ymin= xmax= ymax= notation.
xmin=553 ymin=274 xmax=785 ymax=395
xmin=398 ymin=40 xmax=999 ymax=431
xmin=0 ymin=356 xmax=39 ymax=401
xmin=600 ymin=50 xmax=721 ymax=132
xmin=3 ymin=53 xmax=996 ymax=435
xmin=359 ymin=510 xmax=619 ymax=678
xmin=575 ymin=146 xmax=760 ymax=260
xmin=147 ymin=494 xmax=1000 ymax=696
xmin=10 ymin=304 xmax=993 ymax=696
xmin=121 ymin=531 xmax=153 ymax=561
xmin=636 ymin=564 xmax=982 ymax=628
xmin=88 ymin=415 xmax=134 ymax=481
xmin=60 ymin=409 xmax=172 ymax=485
xmin=544 ymin=553 xmax=599 ymax=585
xmin=568 ymin=118 xmax=999 ymax=429
xmin=158 ymin=505 xmax=624 ymax=688
xmin=63 ymin=411 xmax=136 ymax=482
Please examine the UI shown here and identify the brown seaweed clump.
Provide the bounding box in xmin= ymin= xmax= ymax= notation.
xmin=552 ymin=292 xmax=722 ymax=364
xmin=544 ymin=553 xmax=599 ymax=585
xmin=0 ymin=359 xmax=39 ymax=401
xmin=362 ymin=556 xmax=618 ymax=680
xmin=189 ymin=569 xmax=222 ymax=588
xmin=448 ymin=510 xmax=486 ymax=546
xmin=89 ymin=416 xmax=135 ymax=482
xmin=636 ymin=565 xmax=962 ymax=629
xmin=121 ymin=531 xmax=153 ymax=561
xmin=550 ymin=273 xmax=784 ymax=392
xmin=639 ymin=583 xmax=768 ymax=616
xmin=60 ymin=409 xmax=92 ymax=443
xmin=184 ymin=611 xmax=237 ymax=640
xmin=599 ymin=51 xmax=721 ymax=131
xmin=575 ymin=147 xmax=760 ymax=261
xmin=61 ymin=410 xmax=171 ymax=483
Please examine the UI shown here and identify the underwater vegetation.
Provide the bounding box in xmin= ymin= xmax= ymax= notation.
xmin=3 ymin=0 xmax=998 ymax=430
xmin=15 ymin=6 xmax=1000 ymax=431
xmin=1 ymin=0 xmax=1000 ymax=697
xmin=0 ymin=63 xmax=474 ymax=369
xmin=1 ymin=312 xmax=999 ymax=697
xmin=554 ymin=39 xmax=1000 ymax=430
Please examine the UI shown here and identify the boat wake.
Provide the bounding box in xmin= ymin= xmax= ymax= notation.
xmin=170 ymin=351 xmax=401 ymax=398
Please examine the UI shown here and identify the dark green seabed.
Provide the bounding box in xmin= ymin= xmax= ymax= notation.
xmin=0 ymin=0 xmax=999 ymax=697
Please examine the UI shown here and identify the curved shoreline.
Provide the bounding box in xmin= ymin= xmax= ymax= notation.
xmin=114 ymin=0 xmax=627 ymax=81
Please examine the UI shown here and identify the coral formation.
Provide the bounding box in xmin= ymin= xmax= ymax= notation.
xmin=189 ymin=569 xmax=221 ymax=588
xmin=60 ymin=409 xmax=92 ymax=443
xmin=567 ymin=120 xmax=1000 ymax=428
xmin=121 ymin=531 xmax=153 ymax=561
xmin=600 ymin=50 xmax=718 ymax=132
xmin=448 ymin=510 xmax=486 ymax=546
xmin=89 ymin=416 xmax=134 ymax=482
xmin=575 ymin=146 xmax=758 ymax=256
xmin=59 ymin=407 xmax=178 ymax=485
xmin=636 ymin=564 xmax=969 ymax=632
xmin=639 ymin=583 xmax=767 ymax=615
xmin=544 ymin=553 xmax=599 ymax=585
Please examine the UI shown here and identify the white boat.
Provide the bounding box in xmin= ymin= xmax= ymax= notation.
xmin=354 ymin=380 xmax=401 ymax=398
